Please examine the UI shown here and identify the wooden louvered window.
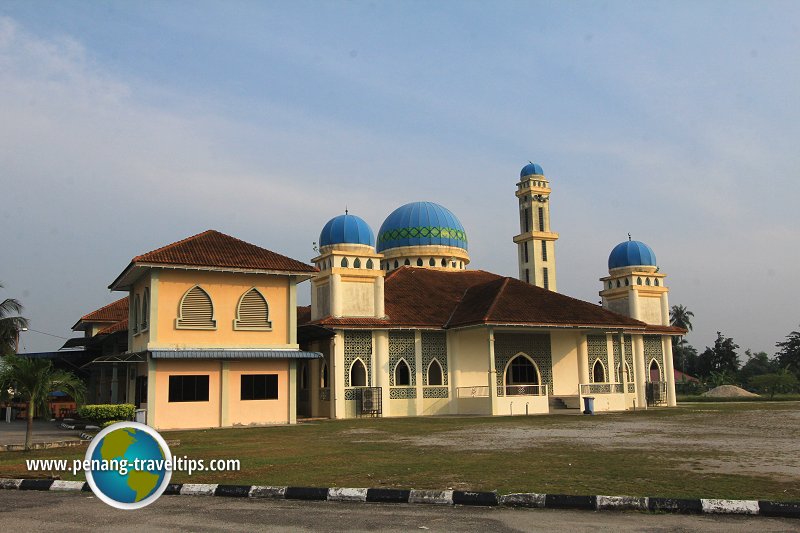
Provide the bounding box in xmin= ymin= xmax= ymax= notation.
xmin=234 ymin=288 xmax=271 ymax=331
xmin=176 ymin=286 xmax=216 ymax=329
xmin=141 ymin=288 xmax=149 ymax=331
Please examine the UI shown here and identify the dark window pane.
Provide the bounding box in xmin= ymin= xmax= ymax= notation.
xmin=241 ymin=374 xmax=279 ymax=400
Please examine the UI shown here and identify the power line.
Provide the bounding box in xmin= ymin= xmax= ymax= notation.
xmin=22 ymin=328 xmax=69 ymax=340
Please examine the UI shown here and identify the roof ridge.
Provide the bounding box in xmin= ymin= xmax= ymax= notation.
xmin=81 ymin=296 xmax=129 ymax=321
xmin=132 ymin=229 xmax=217 ymax=262
xmin=483 ymin=277 xmax=511 ymax=321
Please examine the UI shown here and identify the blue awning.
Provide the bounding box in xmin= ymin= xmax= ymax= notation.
xmin=150 ymin=349 xmax=322 ymax=360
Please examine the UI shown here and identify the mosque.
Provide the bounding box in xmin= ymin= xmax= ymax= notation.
xmin=67 ymin=162 xmax=683 ymax=430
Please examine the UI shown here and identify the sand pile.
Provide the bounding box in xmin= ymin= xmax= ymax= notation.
xmin=702 ymin=385 xmax=760 ymax=398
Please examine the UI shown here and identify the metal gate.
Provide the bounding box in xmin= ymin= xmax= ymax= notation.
xmin=357 ymin=387 xmax=382 ymax=417
xmin=645 ymin=382 xmax=667 ymax=406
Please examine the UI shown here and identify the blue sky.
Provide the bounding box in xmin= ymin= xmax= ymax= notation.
xmin=1 ymin=1 xmax=798 ymax=358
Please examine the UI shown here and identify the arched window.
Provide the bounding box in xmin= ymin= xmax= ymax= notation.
xmin=645 ymin=278 xmax=651 ymax=286
xmin=429 ymin=258 xmax=436 ymax=267
xmin=320 ymin=361 xmax=329 ymax=389
xmin=404 ymin=258 xmax=411 ymax=266
xmin=366 ymin=259 xmax=374 ymax=269
xmin=616 ymin=280 xmax=621 ymax=288
xmin=394 ymin=260 xmax=399 ymax=269
xmin=654 ymin=278 xmax=660 ymax=286
xmin=637 ymin=277 xmax=643 ymax=285
xmin=608 ymin=281 xmax=613 ymax=289
xmin=354 ymin=258 xmax=362 ymax=269
xmin=593 ymin=360 xmax=606 ymax=383
xmin=177 ymin=286 xmax=216 ymax=329
xmin=350 ymin=359 xmax=367 ymax=387
xmin=234 ymin=288 xmax=271 ymax=330
xmin=341 ymin=257 xmax=349 ymax=268
xmin=649 ymin=359 xmax=661 ymax=382
xmin=441 ymin=258 xmax=447 ymax=267
xmin=505 ymin=354 xmax=539 ymax=395
xmin=427 ymin=359 xmax=443 ymax=386
xmin=133 ymin=294 xmax=140 ymax=333
xmin=141 ymin=288 xmax=149 ymax=330
xmin=416 ymin=258 xmax=423 ymax=266
xmin=625 ymin=278 xmax=630 ymax=286
xmin=300 ymin=363 xmax=309 ymax=390
xmin=394 ymin=359 xmax=411 ymax=386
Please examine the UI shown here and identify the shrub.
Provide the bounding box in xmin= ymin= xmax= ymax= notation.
xmin=77 ymin=404 xmax=135 ymax=422
xmin=100 ymin=419 xmax=127 ymax=429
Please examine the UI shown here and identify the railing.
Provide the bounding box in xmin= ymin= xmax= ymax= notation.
xmin=456 ymin=386 xmax=489 ymax=398
xmin=580 ymin=383 xmax=624 ymax=395
xmin=500 ymin=384 xmax=549 ymax=397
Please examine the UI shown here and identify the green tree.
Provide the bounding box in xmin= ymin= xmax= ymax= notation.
xmin=673 ymin=341 xmax=699 ymax=376
xmin=739 ymin=350 xmax=778 ymax=384
xmin=749 ymin=370 xmax=799 ymax=399
xmin=0 ymin=282 xmax=29 ymax=356
xmin=670 ymin=305 xmax=694 ymax=372
xmin=0 ymin=355 xmax=85 ymax=450
xmin=775 ymin=327 xmax=800 ymax=378
xmin=697 ymin=332 xmax=740 ymax=379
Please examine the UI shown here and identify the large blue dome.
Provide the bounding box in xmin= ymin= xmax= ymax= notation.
xmin=520 ymin=162 xmax=544 ymax=177
xmin=377 ymin=202 xmax=467 ymax=253
xmin=608 ymin=240 xmax=657 ymax=270
xmin=319 ymin=213 xmax=375 ymax=248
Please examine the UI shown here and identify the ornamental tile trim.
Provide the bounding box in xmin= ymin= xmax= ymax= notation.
xmin=390 ymin=387 xmax=417 ymax=399
xmin=421 ymin=332 xmax=448 ymax=386
xmin=377 ymin=226 xmax=467 ymax=245
xmin=344 ymin=331 xmax=373 ymax=387
xmin=587 ymin=335 xmax=608 ymax=383
xmin=493 ymin=333 xmax=553 ymax=390
xmin=423 ymin=387 xmax=449 ymax=399
xmin=389 ymin=331 xmax=416 ymax=387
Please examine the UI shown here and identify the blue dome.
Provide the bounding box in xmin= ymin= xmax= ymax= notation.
xmin=319 ymin=213 xmax=375 ymax=248
xmin=520 ymin=162 xmax=544 ymax=177
xmin=608 ymin=240 xmax=657 ymax=270
xmin=377 ymin=202 xmax=467 ymax=253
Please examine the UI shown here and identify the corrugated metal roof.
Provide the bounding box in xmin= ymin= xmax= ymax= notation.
xmin=150 ymin=349 xmax=322 ymax=360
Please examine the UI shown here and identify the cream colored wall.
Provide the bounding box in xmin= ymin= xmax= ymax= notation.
xmin=457 ymin=397 xmax=492 ymax=415
xmin=550 ymin=331 xmax=580 ymax=396
xmin=638 ymin=295 xmax=663 ymax=325
xmin=226 ymin=360 xmax=289 ymax=426
xmin=151 ymin=269 xmax=293 ymax=349
xmin=495 ymin=395 xmax=549 ymax=415
xmin=422 ymin=397 xmax=450 ymax=416
xmin=605 ymin=296 xmax=629 ymax=316
xmin=153 ymin=359 xmax=220 ymax=430
xmin=340 ymin=280 xmax=375 ymax=317
xmin=450 ymin=328 xmax=490 ymax=388
xmin=388 ymin=398 xmax=416 ymax=416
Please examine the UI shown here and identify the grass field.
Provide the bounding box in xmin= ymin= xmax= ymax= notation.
xmin=1 ymin=402 xmax=798 ymax=501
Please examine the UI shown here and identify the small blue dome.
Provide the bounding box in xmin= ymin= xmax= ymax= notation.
xmin=520 ymin=162 xmax=544 ymax=177
xmin=319 ymin=213 xmax=375 ymax=248
xmin=608 ymin=240 xmax=657 ymax=270
xmin=377 ymin=202 xmax=467 ymax=253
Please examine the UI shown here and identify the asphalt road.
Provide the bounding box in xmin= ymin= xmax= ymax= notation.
xmin=0 ymin=491 xmax=796 ymax=532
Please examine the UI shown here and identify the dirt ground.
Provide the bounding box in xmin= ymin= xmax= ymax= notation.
xmin=345 ymin=403 xmax=800 ymax=480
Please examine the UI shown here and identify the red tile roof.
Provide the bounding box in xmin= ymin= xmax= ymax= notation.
xmin=80 ymin=297 xmax=129 ymax=323
xmin=305 ymin=267 xmax=650 ymax=331
xmin=97 ymin=318 xmax=128 ymax=335
xmin=131 ymin=230 xmax=317 ymax=273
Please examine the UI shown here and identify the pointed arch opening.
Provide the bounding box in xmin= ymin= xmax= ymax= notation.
xmin=133 ymin=293 xmax=140 ymax=333
xmin=394 ymin=358 xmax=411 ymax=386
xmin=592 ymin=359 xmax=607 ymax=383
xmin=354 ymin=258 xmax=362 ymax=268
xmin=341 ymin=257 xmax=349 ymax=268
xmin=234 ymin=288 xmax=271 ymax=330
xmin=350 ymin=359 xmax=367 ymax=387
xmin=176 ymin=285 xmax=216 ymax=329
xmin=366 ymin=258 xmax=374 ymax=269
xmin=618 ymin=361 xmax=632 ymax=383
xmin=427 ymin=359 xmax=443 ymax=386
xmin=141 ymin=288 xmax=150 ymax=331
xmin=649 ymin=359 xmax=662 ymax=383
xmin=504 ymin=353 xmax=540 ymax=395
xmin=320 ymin=360 xmax=329 ymax=389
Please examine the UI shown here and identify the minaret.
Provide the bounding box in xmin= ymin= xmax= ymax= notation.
xmin=513 ymin=162 xmax=559 ymax=291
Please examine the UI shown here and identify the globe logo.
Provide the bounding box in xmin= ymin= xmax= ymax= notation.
xmin=84 ymin=421 xmax=173 ymax=510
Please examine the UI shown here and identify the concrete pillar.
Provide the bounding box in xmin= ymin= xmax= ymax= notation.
xmin=628 ymin=288 xmax=640 ymax=320
xmin=447 ymin=331 xmax=459 ymax=415
xmin=577 ymin=335 xmax=589 ymax=394
xmin=414 ymin=331 xmax=423 ymax=416
xmin=374 ymin=330 xmax=389 ymax=417
xmin=310 ymin=357 xmax=320 ymax=417
xmin=146 ymin=356 xmax=157 ymax=426
xmin=488 ymin=328 xmax=498 ymax=415
xmin=332 ymin=333 xmax=346 ymax=419
xmin=633 ymin=335 xmax=647 ymax=409
xmin=374 ymin=276 xmax=385 ymax=318
xmin=331 ymin=274 xmax=342 ymax=317
xmin=288 ymin=359 xmax=297 ymax=424
xmin=607 ymin=335 xmax=616 ymax=386
xmin=663 ymin=337 xmax=677 ymax=407
xmin=220 ymin=361 xmax=230 ymax=427
xmin=288 ymin=277 xmax=298 ymax=345
xmin=660 ymin=293 xmax=670 ymax=326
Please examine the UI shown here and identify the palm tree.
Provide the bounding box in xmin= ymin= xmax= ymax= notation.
xmin=0 ymin=355 xmax=85 ymax=450
xmin=670 ymin=304 xmax=695 ymax=373
xmin=0 ymin=282 xmax=29 ymax=355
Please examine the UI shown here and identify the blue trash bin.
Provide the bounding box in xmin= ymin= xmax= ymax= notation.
xmin=582 ymin=396 xmax=595 ymax=415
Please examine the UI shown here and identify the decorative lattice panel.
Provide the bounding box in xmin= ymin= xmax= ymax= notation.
xmin=644 ymin=336 xmax=665 ymax=382
xmin=344 ymin=389 xmax=358 ymax=400
xmin=494 ymin=333 xmax=552 ymax=390
xmin=612 ymin=335 xmax=635 ymax=384
xmin=423 ymin=387 xmax=449 ymax=398
xmin=319 ymin=388 xmax=330 ymax=401
xmin=390 ymin=387 xmax=417 ymax=399
xmin=421 ymin=331 xmax=448 ymax=386
xmin=389 ymin=331 xmax=416 ymax=387
xmin=587 ymin=335 xmax=608 ymax=383
xmin=344 ymin=330 xmax=373 ymax=387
